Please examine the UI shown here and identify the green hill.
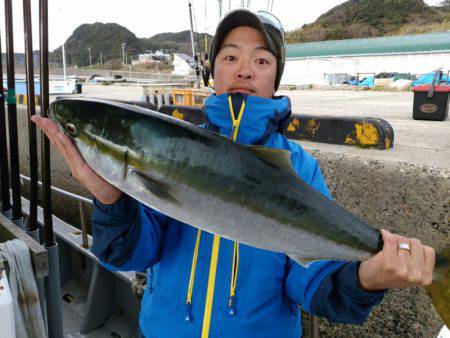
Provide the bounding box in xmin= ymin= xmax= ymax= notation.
xmin=50 ymin=23 xmax=212 ymax=67
xmin=143 ymin=30 xmax=211 ymax=55
xmin=286 ymin=0 xmax=450 ymax=43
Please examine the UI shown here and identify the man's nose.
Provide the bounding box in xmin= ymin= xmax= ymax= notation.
xmin=236 ymin=60 xmax=253 ymax=80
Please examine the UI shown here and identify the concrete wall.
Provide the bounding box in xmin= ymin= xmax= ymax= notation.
xmin=9 ymin=104 xmax=449 ymax=336
xmin=281 ymin=52 xmax=450 ymax=85
xmin=299 ymin=149 xmax=449 ymax=337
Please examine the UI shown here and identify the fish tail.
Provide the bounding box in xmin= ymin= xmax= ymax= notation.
xmin=426 ymin=239 xmax=450 ymax=327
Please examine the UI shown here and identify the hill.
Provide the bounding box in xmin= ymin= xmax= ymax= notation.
xmin=143 ymin=30 xmax=211 ymax=56
xmin=50 ymin=23 xmax=212 ymax=67
xmin=285 ymin=0 xmax=450 ymax=43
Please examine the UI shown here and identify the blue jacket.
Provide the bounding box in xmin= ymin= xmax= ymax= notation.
xmin=91 ymin=93 xmax=384 ymax=338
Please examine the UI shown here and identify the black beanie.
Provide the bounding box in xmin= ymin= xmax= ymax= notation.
xmin=209 ymin=9 xmax=285 ymax=91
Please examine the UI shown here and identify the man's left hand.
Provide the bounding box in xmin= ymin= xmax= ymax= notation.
xmin=358 ymin=229 xmax=435 ymax=291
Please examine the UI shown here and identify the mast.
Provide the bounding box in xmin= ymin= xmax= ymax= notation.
xmin=188 ymin=2 xmax=196 ymax=59
xmin=188 ymin=2 xmax=200 ymax=88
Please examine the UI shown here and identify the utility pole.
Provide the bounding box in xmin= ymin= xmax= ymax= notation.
xmin=100 ymin=52 xmax=103 ymax=66
xmin=121 ymin=43 xmax=126 ymax=64
xmin=247 ymin=0 xmax=250 ymax=8
xmin=62 ymin=42 xmax=66 ymax=81
xmin=59 ymin=6 xmax=66 ymax=80
xmin=241 ymin=0 xmax=244 ymax=7
xmin=87 ymin=47 xmax=92 ymax=68
xmin=218 ymin=0 xmax=222 ymax=18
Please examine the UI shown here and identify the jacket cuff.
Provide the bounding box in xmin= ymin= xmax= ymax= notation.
xmin=337 ymin=262 xmax=386 ymax=303
xmin=93 ymin=194 xmax=138 ymax=219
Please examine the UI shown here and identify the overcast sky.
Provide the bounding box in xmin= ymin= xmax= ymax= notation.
xmin=1 ymin=0 xmax=443 ymax=53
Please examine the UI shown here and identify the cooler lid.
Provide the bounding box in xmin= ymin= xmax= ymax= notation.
xmin=413 ymin=85 xmax=450 ymax=93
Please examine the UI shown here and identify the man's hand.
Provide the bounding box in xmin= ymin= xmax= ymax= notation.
xmin=358 ymin=229 xmax=435 ymax=291
xmin=32 ymin=115 xmax=122 ymax=205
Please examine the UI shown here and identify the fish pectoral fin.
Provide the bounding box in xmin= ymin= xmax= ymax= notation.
xmin=246 ymin=145 xmax=297 ymax=176
xmin=287 ymin=254 xmax=317 ymax=267
xmin=131 ymin=169 xmax=182 ymax=208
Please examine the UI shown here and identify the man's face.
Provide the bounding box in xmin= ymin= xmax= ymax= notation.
xmin=213 ymin=26 xmax=277 ymax=99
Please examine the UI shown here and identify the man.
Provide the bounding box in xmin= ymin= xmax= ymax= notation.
xmin=33 ymin=9 xmax=435 ymax=338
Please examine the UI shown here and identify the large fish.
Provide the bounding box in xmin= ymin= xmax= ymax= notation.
xmin=49 ymin=97 xmax=449 ymax=326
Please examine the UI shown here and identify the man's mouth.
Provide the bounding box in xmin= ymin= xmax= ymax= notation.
xmin=229 ymin=88 xmax=253 ymax=94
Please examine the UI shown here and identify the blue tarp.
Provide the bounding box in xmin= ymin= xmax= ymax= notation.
xmin=4 ymin=81 xmax=41 ymax=95
xmin=412 ymin=72 xmax=449 ymax=86
xmin=358 ymin=76 xmax=374 ymax=87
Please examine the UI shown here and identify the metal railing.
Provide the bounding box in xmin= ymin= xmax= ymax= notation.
xmin=20 ymin=174 xmax=91 ymax=249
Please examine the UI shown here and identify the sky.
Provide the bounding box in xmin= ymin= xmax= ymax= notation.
xmin=0 ymin=0 xmax=444 ymax=53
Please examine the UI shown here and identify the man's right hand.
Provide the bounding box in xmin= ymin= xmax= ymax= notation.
xmin=31 ymin=115 xmax=122 ymax=205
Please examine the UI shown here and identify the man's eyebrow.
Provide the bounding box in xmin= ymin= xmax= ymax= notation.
xmin=219 ymin=44 xmax=272 ymax=54
xmin=220 ymin=43 xmax=239 ymax=50
xmin=255 ymin=46 xmax=271 ymax=53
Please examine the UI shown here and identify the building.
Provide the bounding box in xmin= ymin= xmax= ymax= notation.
xmin=281 ymin=31 xmax=450 ymax=85
xmin=172 ymin=53 xmax=195 ymax=76
xmin=138 ymin=50 xmax=171 ymax=63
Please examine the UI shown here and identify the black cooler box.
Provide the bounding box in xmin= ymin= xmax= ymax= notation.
xmin=412 ymin=85 xmax=450 ymax=121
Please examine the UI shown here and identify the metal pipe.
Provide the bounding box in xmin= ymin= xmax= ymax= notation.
xmin=44 ymin=243 xmax=63 ymax=338
xmin=4 ymin=0 xmax=23 ymax=221
xmin=39 ymin=0 xmax=54 ymax=246
xmin=26 ymin=228 xmax=47 ymax=323
xmin=20 ymin=174 xmax=93 ymax=205
xmin=79 ymin=201 xmax=89 ymax=248
xmin=0 ymin=30 xmax=10 ymax=212
xmin=23 ymin=0 xmax=39 ymax=231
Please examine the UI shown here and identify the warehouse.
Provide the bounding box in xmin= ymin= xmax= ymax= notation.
xmin=281 ymin=31 xmax=450 ymax=85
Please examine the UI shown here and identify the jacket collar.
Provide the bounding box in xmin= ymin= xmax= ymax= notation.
xmin=203 ymin=93 xmax=292 ymax=145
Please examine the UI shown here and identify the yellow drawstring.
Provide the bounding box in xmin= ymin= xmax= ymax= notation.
xmin=185 ymin=229 xmax=202 ymax=322
xmin=227 ymin=94 xmax=245 ymax=315
xmin=185 ymin=94 xmax=246 ymax=332
xmin=228 ymin=242 xmax=239 ymax=314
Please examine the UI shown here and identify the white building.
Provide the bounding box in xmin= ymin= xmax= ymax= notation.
xmin=138 ymin=50 xmax=171 ymax=63
xmin=281 ymin=31 xmax=450 ymax=85
xmin=172 ymin=53 xmax=195 ymax=76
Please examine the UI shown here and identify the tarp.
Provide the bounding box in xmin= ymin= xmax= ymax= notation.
xmin=358 ymin=76 xmax=374 ymax=87
xmin=412 ymin=72 xmax=449 ymax=86
xmin=0 ymin=240 xmax=46 ymax=338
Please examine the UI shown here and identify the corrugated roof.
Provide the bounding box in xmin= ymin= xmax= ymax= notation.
xmin=286 ymin=31 xmax=450 ymax=59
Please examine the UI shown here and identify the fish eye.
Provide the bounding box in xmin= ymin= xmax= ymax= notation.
xmin=65 ymin=123 xmax=77 ymax=135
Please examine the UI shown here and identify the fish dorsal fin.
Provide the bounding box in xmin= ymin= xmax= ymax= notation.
xmin=131 ymin=169 xmax=182 ymax=208
xmin=246 ymin=145 xmax=297 ymax=176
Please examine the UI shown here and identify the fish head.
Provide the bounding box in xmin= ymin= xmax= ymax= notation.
xmin=49 ymin=98 xmax=95 ymax=140
xmin=49 ymin=98 xmax=120 ymax=143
